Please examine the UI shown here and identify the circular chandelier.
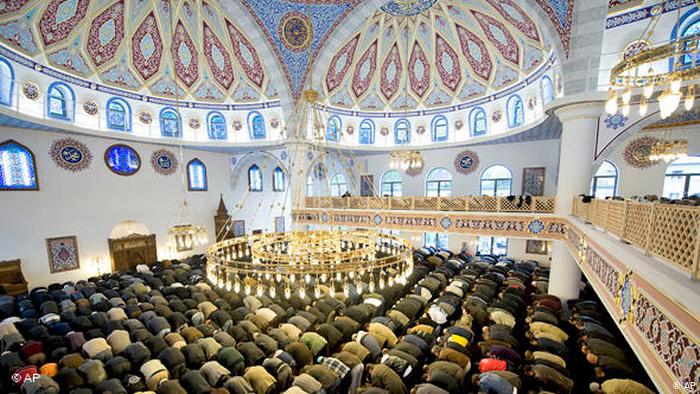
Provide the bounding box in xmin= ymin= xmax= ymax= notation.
xmin=649 ymin=138 xmax=688 ymax=162
xmin=607 ymin=5 xmax=700 ymax=119
xmin=389 ymin=151 xmax=424 ymax=172
xmin=169 ymin=223 xmax=209 ymax=251
xmin=206 ymin=230 xmax=413 ymax=299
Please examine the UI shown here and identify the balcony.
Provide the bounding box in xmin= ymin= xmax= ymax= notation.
xmin=571 ymin=197 xmax=700 ymax=279
xmin=304 ymin=196 xmax=556 ymax=213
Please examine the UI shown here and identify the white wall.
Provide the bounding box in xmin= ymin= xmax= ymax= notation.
xmin=0 ymin=127 xmax=288 ymax=288
xmin=351 ymin=139 xmax=561 ymax=197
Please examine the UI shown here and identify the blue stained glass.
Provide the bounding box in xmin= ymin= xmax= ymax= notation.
xmin=431 ymin=115 xmax=448 ymax=142
xmin=160 ymin=109 xmax=181 ymax=138
xmin=105 ymin=144 xmax=140 ymax=175
xmin=394 ymin=119 xmax=410 ymax=144
xmin=470 ymin=108 xmax=487 ymax=136
xmin=107 ymin=98 xmax=130 ymax=131
xmin=0 ymin=57 xmax=14 ymax=107
xmin=248 ymin=164 xmax=262 ymax=191
xmin=249 ymin=112 xmax=266 ymax=140
xmin=273 ymin=167 xmax=285 ymax=192
xmin=208 ymin=113 xmax=227 ymax=140
xmin=326 ymin=116 xmax=341 ymax=142
xmin=0 ymin=141 xmax=37 ymax=190
xmin=49 ymin=89 xmax=66 ymax=117
xmin=507 ymin=95 xmax=524 ymax=128
xmin=541 ymin=76 xmax=555 ymax=105
xmin=359 ymin=119 xmax=375 ymax=144
xmin=188 ymin=159 xmax=207 ymax=191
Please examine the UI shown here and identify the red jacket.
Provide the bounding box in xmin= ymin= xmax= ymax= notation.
xmin=479 ymin=357 xmax=508 ymax=373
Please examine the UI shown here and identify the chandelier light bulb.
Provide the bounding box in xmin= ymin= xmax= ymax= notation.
xmin=685 ymin=85 xmax=695 ymax=110
xmin=269 ymin=286 xmax=276 ymax=298
xmin=639 ymin=96 xmax=648 ymax=116
xmin=244 ymin=284 xmax=251 ymax=296
xmin=343 ymin=284 xmax=350 ymax=298
xmin=256 ymin=285 xmax=264 ymax=297
xmin=329 ymin=287 xmax=336 ymax=298
xmin=284 ymin=287 xmax=291 ymax=299
xmin=356 ymin=281 xmax=363 ymax=295
xmin=233 ymin=281 xmax=241 ymax=293
xmin=605 ymin=89 xmax=618 ymax=115
xmin=670 ymin=78 xmax=682 ymax=94
xmin=368 ymin=281 xmax=375 ymax=293
xmin=226 ymin=281 xmax=232 ymax=291
xmin=621 ymin=103 xmax=630 ymax=116
xmin=658 ymin=88 xmax=682 ymax=119
xmin=314 ymin=287 xmax=321 ymax=299
xmin=621 ymin=86 xmax=632 ymax=104
xmin=299 ymin=287 xmax=306 ymax=299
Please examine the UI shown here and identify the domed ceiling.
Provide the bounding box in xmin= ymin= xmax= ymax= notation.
xmin=0 ymin=0 xmax=277 ymax=102
xmin=323 ymin=0 xmax=551 ymax=111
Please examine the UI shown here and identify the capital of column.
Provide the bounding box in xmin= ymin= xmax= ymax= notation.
xmin=550 ymin=92 xmax=607 ymax=124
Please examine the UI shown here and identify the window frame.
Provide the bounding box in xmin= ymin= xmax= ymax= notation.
xmin=394 ymin=118 xmax=411 ymax=145
xmin=207 ymin=111 xmax=228 ymax=140
xmin=248 ymin=164 xmax=263 ymax=192
xmin=476 ymin=236 xmax=509 ymax=256
xmin=106 ymin=97 xmax=132 ymax=132
xmin=46 ymin=82 xmax=74 ymax=121
xmin=590 ymin=160 xmax=618 ymax=198
xmin=380 ymin=170 xmax=403 ymax=197
xmin=187 ymin=158 xmax=208 ymax=192
xmin=273 ymin=166 xmax=286 ymax=192
xmin=0 ymin=57 xmax=14 ymax=107
xmin=506 ymin=95 xmax=524 ymax=128
xmin=541 ymin=76 xmax=555 ymax=105
xmin=431 ymin=115 xmax=449 ymax=142
xmin=469 ymin=107 xmax=487 ymax=137
xmin=248 ymin=111 xmax=267 ymax=140
xmin=159 ymin=107 xmax=182 ymax=138
xmin=480 ymin=165 xmax=513 ymax=196
xmin=0 ymin=140 xmax=39 ymax=191
xmin=425 ymin=167 xmax=453 ymax=197
xmin=359 ymin=119 xmax=375 ymax=145
xmin=424 ymin=232 xmax=450 ymax=250
xmin=326 ymin=115 xmax=341 ymax=142
xmin=330 ymin=173 xmax=348 ymax=197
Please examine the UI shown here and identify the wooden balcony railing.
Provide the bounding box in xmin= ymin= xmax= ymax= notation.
xmin=571 ymin=196 xmax=700 ymax=279
xmin=304 ymin=196 xmax=557 ymax=213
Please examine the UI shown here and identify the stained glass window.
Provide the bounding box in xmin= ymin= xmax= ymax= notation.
xmin=394 ymin=119 xmax=410 ymax=144
xmin=248 ymin=164 xmax=263 ymax=191
xmin=426 ymin=168 xmax=452 ymax=197
xmin=47 ymin=82 xmax=73 ymax=120
xmin=359 ymin=119 xmax=375 ymax=144
xmin=208 ymin=112 xmax=227 ymax=140
xmin=105 ymin=144 xmax=140 ymax=176
xmin=273 ymin=167 xmax=285 ymax=192
xmin=0 ymin=58 xmax=14 ymax=107
xmin=187 ymin=159 xmax=207 ymax=191
xmin=326 ymin=116 xmax=341 ymax=142
xmin=480 ymin=165 xmax=512 ymax=196
xmin=469 ymin=108 xmax=487 ymax=136
xmin=160 ymin=108 xmax=181 ymax=138
xmin=0 ymin=140 xmax=37 ymax=190
xmin=431 ymin=115 xmax=448 ymax=142
xmin=249 ymin=112 xmax=266 ymax=140
xmin=507 ymin=95 xmax=524 ymax=128
xmin=107 ymin=98 xmax=130 ymax=131
xmin=541 ymin=76 xmax=555 ymax=105
xmin=381 ymin=170 xmax=402 ymax=197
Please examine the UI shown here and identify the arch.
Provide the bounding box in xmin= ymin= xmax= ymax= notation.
xmin=541 ymin=76 xmax=555 ymax=106
xmin=109 ymin=220 xmax=150 ymax=238
xmin=590 ymin=160 xmax=618 ymax=198
xmin=326 ymin=115 xmax=341 ymax=142
xmin=46 ymin=82 xmax=75 ymax=121
xmin=380 ymin=170 xmax=402 ymax=197
xmin=0 ymin=57 xmax=14 ymax=106
xmin=506 ymin=95 xmax=524 ymax=128
xmin=663 ymin=156 xmax=700 ymax=199
xmin=394 ymin=118 xmax=411 ymax=144
xmin=330 ymin=172 xmax=348 ymax=197
xmin=469 ymin=107 xmax=487 ymax=137
xmin=187 ymin=158 xmax=207 ymax=191
xmin=248 ymin=111 xmax=266 ymax=140
xmin=431 ymin=115 xmax=449 ymax=142
xmin=248 ymin=164 xmax=263 ymax=192
xmin=159 ymin=107 xmax=182 ymax=138
xmin=207 ymin=111 xmax=228 ymax=140
xmin=106 ymin=97 xmax=132 ymax=131
xmin=273 ymin=166 xmax=286 ymax=192
xmin=425 ymin=167 xmax=452 ymax=197
xmin=480 ymin=165 xmax=513 ymax=196
xmin=0 ymin=140 xmax=38 ymax=190
xmin=671 ymin=8 xmax=700 ymax=70
xmin=359 ymin=119 xmax=375 ymax=144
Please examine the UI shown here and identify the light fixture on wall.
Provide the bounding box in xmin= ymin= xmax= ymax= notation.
xmin=607 ymin=4 xmax=700 ymax=119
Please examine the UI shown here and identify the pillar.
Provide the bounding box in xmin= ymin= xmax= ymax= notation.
xmin=548 ymin=99 xmax=603 ymax=302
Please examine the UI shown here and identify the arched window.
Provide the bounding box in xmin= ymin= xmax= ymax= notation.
xmin=326 ymin=116 xmax=341 ymax=142
xmin=160 ymin=108 xmax=182 ymax=138
xmin=469 ymin=108 xmax=487 ymax=137
xmin=0 ymin=140 xmax=38 ymax=190
xmin=207 ymin=111 xmax=227 ymax=140
xmin=273 ymin=167 xmax=285 ymax=192
xmin=506 ymin=95 xmax=524 ymax=128
xmin=426 ymin=167 xmax=452 ymax=197
xmin=47 ymin=82 xmax=75 ymax=121
xmin=431 ymin=115 xmax=448 ymax=142
xmin=394 ymin=119 xmax=411 ymax=144
xmin=674 ymin=10 xmax=700 ymax=68
xmin=381 ymin=170 xmax=402 ymax=197
xmin=477 ymin=236 xmax=508 ymax=256
xmin=424 ymin=233 xmax=449 ymax=249
xmin=480 ymin=165 xmax=512 ymax=196
xmin=663 ymin=156 xmax=700 ymax=199
xmin=590 ymin=160 xmax=618 ymax=198
xmin=187 ymin=159 xmax=207 ymax=191
xmin=0 ymin=57 xmax=14 ymax=106
xmin=106 ymin=97 xmax=131 ymax=131
xmin=248 ymin=111 xmax=266 ymax=140
xmin=359 ymin=119 xmax=375 ymax=144
xmin=330 ymin=173 xmax=348 ymax=197
xmin=541 ymin=76 xmax=555 ymax=105
xmin=306 ymin=176 xmax=314 ymax=196
xmin=248 ymin=164 xmax=263 ymax=192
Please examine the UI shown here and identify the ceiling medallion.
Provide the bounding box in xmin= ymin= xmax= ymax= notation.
xmin=279 ymin=11 xmax=313 ymax=53
xmin=83 ymin=100 xmax=98 ymax=115
xmin=23 ymin=83 xmax=39 ymax=100
xmin=49 ymin=138 xmax=93 ymax=172
xmin=381 ymin=0 xmax=437 ymax=16
xmin=454 ymin=150 xmax=480 ymax=175
xmin=151 ymin=149 xmax=178 ymax=176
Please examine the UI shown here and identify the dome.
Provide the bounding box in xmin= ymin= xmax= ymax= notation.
xmin=0 ymin=0 xmax=277 ymax=103
xmin=322 ymin=0 xmax=553 ymax=111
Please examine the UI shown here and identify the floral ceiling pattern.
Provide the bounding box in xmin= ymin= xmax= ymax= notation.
xmin=0 ymin=0 xmax=276 ymax=103
xmin=323 ymin=0 xmax=550 ymax=111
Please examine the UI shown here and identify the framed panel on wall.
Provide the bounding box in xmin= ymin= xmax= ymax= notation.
xmin=526 ymin=239 xmax=549 ymax=255
xmin=46 ymin=235 xmax=80 ymax=273
xmin=360 ymin=175 xmax=374 ymax=197
xmin=233 ymin=220 xmax=245 ymax=237
xmin=275 ymin=216 xmax=285 ymax=233
xmin=522 ymin=167 xmax=545 ymax=196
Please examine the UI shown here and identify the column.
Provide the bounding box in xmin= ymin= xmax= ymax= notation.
xmin=548 ymin=99 xmax=603 ymax=302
